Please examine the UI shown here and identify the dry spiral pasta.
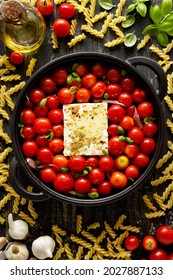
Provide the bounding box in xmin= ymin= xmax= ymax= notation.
xmin=51 ymin=32 xmax=58 ymax=49
xmin=86 ymin=221 xmax=100 ymax=230
xmin=76 ymin=214 xmax=82 ymax=234
xmin=104 ymin=221 xmax=116 ymax=239
xmin=89 ymin=0 xmax=96 ymax=17
xmin=91 ymin=11 xmax=108 ymax=23
xmin=27 ymin=200 xmax=38 ymax=220
xmin=112 ymin=231 xmax=129 ymax=247
xmin=151 ymin=173 xmax=173 ymax=186
xmin=162 ymin=160 xmax=173 ymax=175
xmin=137 ymin=35 xmax=151 ymax=50
xmin=150 ymin=44 xmax=170 ymax=60
xmin=163 ymin=39 xmax=173 ymax=53
xmin=69 ymin=19 xmax=77 ymax=36
xmin=81 ymin=230 xmax=97 ymax=243
xmin=53 ymin=247 xmax=64 ymax=260
xmin=105 ymin=37 xmax=124 ymax=48
xmin=153 ymin=193 xmax=167 ymax=210
xmin=0 ymin=216 xmax=5 ymax=224
xmin=68 ymin=33 xmax=86 ymax=48
xmin=114 ymin=214 xmax=127 ymax=230
xmin=167 ymin=74 xmax=173 ymax=94
xmin=156 ymin=150 xmax=172 ymax=169
xmin=101 ymin=14 xmax=114 ymax=34
xmin=52 ymin=224 xmax=66 ymax=236
xmin=70 ymin=234 xmax=92 ymax=249
xmin=18 ymin=211 xmax=36 ymax=227
xmin=119 ymin=225 xmax=140 ymax=233
xmin=115 ymin=0 xmax=126 ymax=17
xmin=166 ymin=192 xmax=173 ymax=209
xmin=64 ymin=243 xmax=74 ymax=260
xmin=1 ymin=74 xmax=21 ymax=81
xmin=142 ymin=194 xmax=157 ymax=211
xmin=0 ymin=193 xmax=12 ymax=210
xmin=81 ymin=25 xmax=104 ymax=38
xmin=166 ymin=119 xmax=173 ymax=134
xmin=145 ymin=210 xmax=165 ymax=219
xmin=161 ymin=182 xmax=173 ymax=201
xmin=26 ymin=58 xmax=37 ymax=77
xmin=0 ymin=107 xmax=9 ymax=120
xmin=75 ymin=246 xmax=83 ymax=260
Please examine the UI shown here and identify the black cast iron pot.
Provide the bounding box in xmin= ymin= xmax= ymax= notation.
xmin=9 ymin=52 xmax=167 ymax=206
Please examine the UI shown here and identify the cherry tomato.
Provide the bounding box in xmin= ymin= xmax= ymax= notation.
xmin=119 ymin=116 xmax=134 ymax=130
xmin=91 ymin=81 xmax=106 ymax=98
xmin=52 ymin=124 xmax=64 ymax=138
xmin=34 ymin=104 xmax=48 ymax=117
xmin=53 ymin=67 xmax=68 ymax=85
xmin=21 ymin=109 xmax=36 ymax=125
xmin=49 ymin=138 xmax=64 ymax=153
xmin=48 ymin=108 xmax=63 ymax=124
xmin=139 ymin=138 xmax=156 ymax=154
xmin=114 ymin=155 xmax=130 ymax=170
xmin=92 ymin=62 xmax=106 ymax=78
xmin=124 ymin=235 xmax=139 ymax=251
xmin=40 ymin=167 xmax=56 ymax=183
xmin=36 ymin=135 xmax=49 ymax=147
xmin=126 ymin=105 xmax=136 ymax=117
xmin=106 ymin=67 xmax=122 ymax=83
xmin=33 ymin=117 xmax=52 ymax=135
xmin=98 ymin=181 xmax=112 ymax=195
xmin=36 ymin=0 xmax=54 ymax=16
xmin=52 ymin=155 xmax=69 ymax=171
xmin=85 ymin=156 xmax=99 ymax=168
xmin=88 ymin=168 xmax=105 ymax=185
xmin=142 ymin=235 xmax=158 ymax=251
xmin=58 ymin=3 xmax=75 ymax=19
xmin=110 ymin=171 xmax=128 ymax=188
xmin=156 ymin=225 xmax=173 ymax=245
xmin=81 ymin=73 xmax=97 ymax=88
xmin=37 ymin=147 xmax=53 ymax=165
xmin=75 ymin=88 xmax=91 ymax=103
xmin=108 ymin=136 xmax=126 ymax=156
xmin=124 ymin=144 xmax=140 ymax=159
xmin=127 ymin=127 xmax=144 ymax=144
xmin=118 ymin=92 xmax=133 ymax=107
xmin=149 ymin=248 xmax=167 ymax=260
xmin=9 ymin=51 xmax=24 ymax=64
xmin=106 ymin=83 xmax=121 ymax=99
xmin=120 ymin=76 xmax=136 ymax=92
xmin=99 ymin=156 xmax=114 ymax=172
xmin=132 ymin=88 xmax=146 ymax=103
xmin=75 ymin=63 xmax=88 ymax=77
xmin=125 ymin=165 xmax=139 ymax=179
xmin=28 ymin=88 xmax=46 ymax=105
xmin=142 ymin=122 xmax=157 ymax=137
xmin=21 ymin=126 xmax=36 ymax=140
xmin=74 ymin=177 xmax=91 ymax=194
xmin=57 ymin=87 xmax=75 ymax=104
xmin=108 ymin=124 xmax=120 ymax=136
xmin=167 ymin=253 xmax=173 ymax=260
xmin=69 ymin=156 xmax=86 ymax=172
xmin=134 ymin=153 xmax=149 ymax=168
xmin=53 ymin=173 xmax=74 ymax=193
xmin=46 ymin=95 xmax=59 ymax=109
xmin=22 ymin=140 xmax=38 ymax=157
xmin=137 ymin=101 xmax=154 ymax=119
xmin=40 ymin=77 xmax=56 ymax=94
xmin=108 ymin=104 xmax=125 ymax=123
xmin=53 ymin=18 xmax=70 ymax=37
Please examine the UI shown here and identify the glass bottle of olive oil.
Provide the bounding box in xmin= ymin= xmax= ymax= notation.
xmin=0 ymin=0 xmax=46 ymax=53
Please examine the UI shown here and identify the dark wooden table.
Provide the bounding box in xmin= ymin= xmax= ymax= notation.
xmin=0 ymin=0 xmax=173 ymax=260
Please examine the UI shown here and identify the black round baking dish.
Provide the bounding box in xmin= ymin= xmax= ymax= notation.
xmin=9 ymin=52 xmax=167 ymax=206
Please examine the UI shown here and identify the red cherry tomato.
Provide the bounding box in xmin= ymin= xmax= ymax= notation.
xmin=74 ymin=177 xmax=91 ymax=194
xmin=53 ymin=67 xmax=68 ymax=85
xmin=119 ymin=116 xmax=134 ymax=130
xmin=81 ymin=73 xmax=97 ymax=88
xmin=108 ymin=136 xmax=126 ymax=156
xmin=106 ymin=67 xmax=122 ymax=83
xmin=40 ymin=77 xmax=56 ymax=94
xmin=134 ymin=153 xmax=149 ymax=168
xmin=53 ymin=173 xmax=74 ymax=193
xmin=142 ymin=122 xmax=157 ymax=137
xmin=37 ymin=147 xmax=53 ymax=165
xmin=52 ymin=155 xmax=69 ymax=171
xmin=22 ymin=140 xmax=38 ymax=157
xmin=124 ymin=144 xmax=140 ymax=159
xmin=40 ymin=167 xmax=56 ymax=183
xmin=106 ymin=83 xmax=121 ymax=99
xmin=118 ymin=92 xmax=133 ymax=107
xmin=88 ymin=168 xmax=105 ymax=185
xmin=9 ymin=51 xmax=24 ymax=64
xmin=132 ymin=88 xmax=146 ymax=103
xmin=124 ymin=235 xmax=139 ymax=251
xmin=149 ymin=248 xmax=167 ymax=260
xmin=91 ymin=81 xmax=106 ymax=98
xmin=114 ymin=155 xmax=130 ymax=170
xmin=46 ymin=95 xmax=59 ymax=109
xmin=108 ymin=124 xmax=120 ymax=136
xmin=75 ymin=88 xmax=91 ymax=103
xmin=92 ymin=62 xmax=106 ymax=78
xmin=36 ymin=135 xmax=49 ymax=147
xmin=53 ymin=18 xmax=70 ymax=37
xmin=142 ymin=235 xmax=158 ymax=251
xmin=48 ymin=109 xmax=63 ymax=124
xmin=167 ymin=253 xmax=173 ymax=260
xmin=98 ymin=181 xmax=112 ymax=195
xmin=156 ymin=225 xmax=173 ymax=245
xmin=21 ymin=126 xmax=36 ymax=140
xmin=34 ymin=104 xmax=48 ymax=117
xmin=75 ymin=63 xmax=88 ymax=77
xmin=69 ymin=156 xmax=86 ymax=172
xmin=49 ymin=138 xmax=64 ymax=153
xmin=33 ymin=117 xmax=52 ymax=135
xmin=52 ymin=124 xmax=64 ymax=138
xmin=21 ymin=109 xmax=36 ymax=125
xmin=99 ymin=156 xmax=114 ymax=172
xmin=36 ymin=0 xmax=54 ymax=16
xmin=125 ymin=165 xmax=139 ymax=179
xmin=127 ymin=127 xmax=144 ymax=144
xmin=110 ymin=171 xmax=128 ymax=188
xmin=108 ymin=104 xmax=125 ymax=123
xmin=137 ymin=101 xmax=154 ymax=119
xmin=139 ymin=138 xmax=156 ymax=154
xmin=28 ymin=88 xmax=46 ymax=105
xmin=58 ymin=3 xmax=75 ymax=19
xmin=57 ymin=87 xmax=75 ymax=104
xmin=85 ymin=156 xmax=99 ymax=168
xmin=120 ymin=75 xmax=136 ymax=92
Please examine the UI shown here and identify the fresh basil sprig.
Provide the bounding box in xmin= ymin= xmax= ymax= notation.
xmin=142 ymin=0 xmax=173 ymax=46
xmin=98 ymin=0 xmax=114 ymax=10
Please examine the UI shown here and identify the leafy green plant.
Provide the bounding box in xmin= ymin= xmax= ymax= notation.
xmin=142 ymin=0 xmax=173 ymax=46
xmin=98 ymin=0 xmax=115 ymax=10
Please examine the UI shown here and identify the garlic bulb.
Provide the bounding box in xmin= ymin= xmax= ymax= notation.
xmin=31 ymin=236 xmax=55 ymax=259
xmin=0 ymin=236 xmax=8 ymax=250
xmin=5 ymin=242 xmax=29 ymax=260
xmin=8 ymin=213 xmax=29 ymax=240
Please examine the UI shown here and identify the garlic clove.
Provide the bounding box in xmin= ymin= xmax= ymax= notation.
xmin=8 ymin=213 xmax=29 ymax=240
xmin=31 ymin=235 xmax=55 ymax=260
xmin=5 ymin=242 xmax=29 ymax=260
xmin=0 ymin=236 xmax=8 ymax=250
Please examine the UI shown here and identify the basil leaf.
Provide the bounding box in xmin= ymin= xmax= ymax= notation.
xmin=136 ymin=3 xmax=147 ymax=17
xmin=142 ymin=24 xmax=158 ymax=35
xmin=161 ymin=0 xmax=173 ymax=16
xmin=158 ymin=13 xmax=173 ymax=31
xmin=149 ymin=4 xmax=163 ymax=24
xmin=167 ymin=28 xmax=173 ymax=36
xmin=121 ymin=15 xmax=135 ymax=28
xmin=127 ymin=3 xmax=136 ymax=13
xmin=156 ymin=31 xmax=168 ymax=46
xmin=98 ymin=0 xmax=114 ymax=10
xmin=124 ymin=33 xmax=137 ymax=47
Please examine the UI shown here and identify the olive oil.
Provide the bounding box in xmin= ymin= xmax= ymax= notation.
xmin=0 ymin=0 xmax=46 ymax=53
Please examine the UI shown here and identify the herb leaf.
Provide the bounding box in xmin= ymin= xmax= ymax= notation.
xmin=127 ymin=3 xmax=137 ymax=13
xmin=156 ymin=30 xmax=168 ymax=46
xmin=149 ymin=4 xmax=163 ymax=24
xmin=124 ymin=33 xmax=137 ymax=47
xmin=98 ymin=0 xmax=114 ymax=10
xmin=136 ymin=3 xmax=147 ymax=17
xmin=161 ymin=0 xmax=173 ymax=16
xmin=142 ymin=24 xmax=158 ymax=35
xmin=121 ymin=15 xmax=135 ymax=28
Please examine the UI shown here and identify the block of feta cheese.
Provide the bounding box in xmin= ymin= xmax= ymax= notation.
xmin=63 ymin=103 xmax=108 ymax=156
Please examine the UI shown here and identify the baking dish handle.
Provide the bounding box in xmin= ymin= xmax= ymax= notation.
xmin=127 ymin=56 xmax=167 ymax=101
xmin=9 ymin=157 xmax=50 ymax=201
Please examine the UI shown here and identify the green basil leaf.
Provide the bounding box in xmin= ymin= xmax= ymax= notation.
xmin=124 ymin=33 xmax=137 ymax=47
xmin=167 ymin=28 xmax=173 ymax=36
xmin=98 ymin=0 xmax=114 ymax=10
xmin=149 ymin=4 xmax=163 ymax=24
xmin=136 ymin=3 xmax=147 ymax=17
xmin=121 ymin=15 xmax=136 ymax=28
xmin=161 ymin=0 xmax=173 ymax=16
xmin=142 ymin=24 xmax=158 ymax=35
xmin=127 ymin=3 xmax=136 ymax=13
xmin=158 ymin=15 xmax=173 ymax=31
xmin=156 ymin=30 xmax=168 ymax=46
